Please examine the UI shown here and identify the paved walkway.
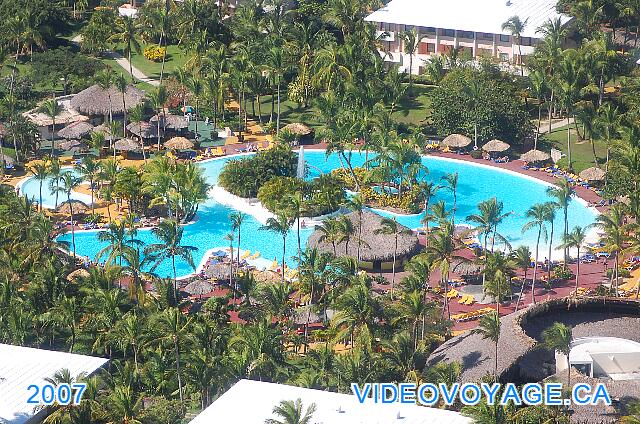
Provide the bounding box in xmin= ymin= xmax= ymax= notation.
xmin=538 ymin=117 xmax=574 ymax=134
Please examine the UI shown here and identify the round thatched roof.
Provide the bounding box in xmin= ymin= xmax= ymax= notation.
xmin=442 ymin=134 xmax=472 ymax=148
xmin=184 ymin=279 xmax=214 ymax=295
xmin=114 ymin=138 xmax=141 ymax=151
xmin=579 ymin=166 xmax=606 ymax=181
xmin=127 ymin=122 xmax=163 ymax=139
xmin=0 ymin=154 xmax=15 ymax=166
xmin=164 ymin=136 xmax=193 ymax=150
xmin=67 ymin=268 xmax=90 ymax=282
xmin=70 ymin=84 xmax=146 ymax=116
xmin=92 ymin=124 xmax=112 ymax=136
xmin=58 ymin=121 xmax=94 ymax=140
xmin=520 ymin=149 xmax=550 ymax=162
xmin=482 ymin=139 xmax=510 ymax=152
xmin=56 ymin=200 xmax=89 ymax=214
xmin=282 ymin=122 xmax=312 ymax=136
xmin=150 ymin=113 xmax=188 ymax=130
xmin=307 ymin=210 xmax=420 ymax=262
xmin=204 ymin=262 xmax=232 ymax=280
xmin=58 ymin=140 xmax=89 ymax=152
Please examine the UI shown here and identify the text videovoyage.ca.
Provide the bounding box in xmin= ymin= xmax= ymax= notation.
xmin=351 ymin=382 xmax=613 ymax=407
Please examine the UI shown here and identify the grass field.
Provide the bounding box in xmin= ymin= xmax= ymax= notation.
xmin=111 ymin=41 xmax=188 ymax=80
xmin=539 ymin=124 xmax=606 ymax=172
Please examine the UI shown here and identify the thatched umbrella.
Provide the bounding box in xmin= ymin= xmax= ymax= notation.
xmin=57 ymin=121 xmax=94 ymax=140
xmin=482 ymin=139 xmax=510 ymax=152
xmin=184 ymin=280 xmax=214 ymax=296
xmin=282 ymin=122 xmax=312 ymax=136
xmin=442 ymin=133 xmax=472 ymax=148
xmin=308 ymin=210 xmax=420 ymax=262
xmin=114 ymin=138 xmax=141 ymax=152
xmin=520 ymin=149 xmax=550 ymax=163
xmin=150 ymin=114 xmax=189 ymax=130
xmin=164 ymin=136 xmax=194 ymax=150
xmin=70 ymin=84 xmax=146 ymax=116
xmin=59 ymin=139 xmax=89 ymax=152
xmin=204 ymin=262 xmax=232 ymax=280
xmin=127 ymin=122 xmax=163 ymax=139
xmin=0 ymin=154 xmax=15 ymax=166
xmin=57 ymin=200 xmax=89 ymax=215
xmin=579 ymin=167 xmax=606 ymax=181
xmin=92 ymin=124 xmax=112 ymax=136
xmin=453 ymin=260 xmax=482 ymax=276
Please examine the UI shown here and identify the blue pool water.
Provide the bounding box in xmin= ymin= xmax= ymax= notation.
xmin=49 ymin=151 xmax=596 ymax=278
xmin=19 ymin=169 xmax=91 ymax=208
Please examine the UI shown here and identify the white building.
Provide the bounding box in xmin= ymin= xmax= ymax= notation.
xmin=190 ymin=379 xmax=471 ymax=424
xmin=555 ymin=337 xmax=640 ymax=381
xmin=0 ymin=344 xmax=108 ymax=424
xmin=365 ymin=0 xmax=572 ymax=74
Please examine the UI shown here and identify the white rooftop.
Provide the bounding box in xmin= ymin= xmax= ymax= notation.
xmin=190 ymin=379 xmax=471 ymax=424
xmin=570 ymin=337 xmax=640 ymax=363
xmin=0 ymin=344 xmax=108 ymax=424
xmin=365 ymin=0 xmax=571 ymax=38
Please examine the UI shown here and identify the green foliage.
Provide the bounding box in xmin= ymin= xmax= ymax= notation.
xmin=31 ymin=47 xmax=106 ymax=93
xmin=143 ymin=45 xmax=166 ymax=62
xmin=553 ymin=265 xmax=575 ymax=280
xmin=430 ymin=68 xmax=532 ymax=147
xmin=218 ymin=144 xmax=297 ymax=198
xmin=81 ymin=7 xmax=117 ymax=54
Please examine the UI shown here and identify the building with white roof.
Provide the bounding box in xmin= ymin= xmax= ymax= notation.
xmin=0 ymin=344 xmax=108 ymax=424
xmin=190 ymin=379 xmax=471 ymax=424
xmin=555 ymin=337 xmax=640 ymax=381
xmin=365 ymin=0 xmax=572 ymax=73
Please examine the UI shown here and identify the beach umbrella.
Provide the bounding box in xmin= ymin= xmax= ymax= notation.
xmin=184 ymin=280 xmax=214 ymax=296
xmin=71 ymin=84 xmax=146 ymax=116
xmin=92 ymin=124 xmax=112 ymax=136
xmin=482 ymin=139 xmax=510 ymax=152
xmin=579 ymin=167 xmax=606 ymax=181
xmin=442 ymin=134 xmax=472 ymax=148
xmin=59 ymin=139 xmax=89 ymax=152
xmin=57 ymin=121 xmax=94 ymax=140
xmin=164 ymin=136 xmax=194 ymax=150
xmin=150 ymin=113 xmax=189 ymax=130
xmin=520 ymin=149 xmax=550 ymax=163
xmin=114 ymin=138 xmax=141 ymax=152
xmin=204 ymin=262 xmax=232 ymax=280
xmin=282 ymin=122 xmax=312 ymax=136
xmin=56 ymin=200 xmax=89 ymax=215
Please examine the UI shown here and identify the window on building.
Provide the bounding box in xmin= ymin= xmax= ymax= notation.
xmin=405 ymin=25 xmax=414 ymax=31
xmin=442 ymin=29 xmax=455 ymax=37
xmin=458 ymin=31 xmax=474 ymax=39
xmin=419 ymin=26 xmax=436 ymax=34
xmin=520 ymin=37 xmax=532 ymax=46
xmin=479 ymin=33 xmax=494 ymax=41
xmin=499 ymin=52 xmax=509 ymax=61
xmin=499 ymin=34 xmax=510 ymax=42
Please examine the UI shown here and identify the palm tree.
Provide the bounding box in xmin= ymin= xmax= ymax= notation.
xmin=315 ymin=216 xmax=341 ymax=256
xmin=529 ymin=70 xmax=548 ymax=149
xmin=345 ymin=194 xmax=366 ymax=262
xmin=230 ymin=211 xmax=246 ymax=273
xmin=427 ymin=221 xmax=463 ymax=320
xmin=186 ymin=76 xmax=203 ymax=143
xmin=265 ymin=46 xmax=290 ymax=135
xmin=149 ymin=85 xmax=169 ymax=151
xmin=441 ymin=173 xmax=459 ymax=225
xmin=543 ymin=201 xmax=559 ymax=284
xmin=28 ymin=162 xmax=49 ymax=211
xmin=473 ymin=312 xmax=500 ymax=382
xmin=511 ymin=245 xmax=532 ymax=311
xmin=144 ymin=219 xmax=197 ymax=299
xmin=331 ymin=280 xmax=379 ymax=351
xmin=110 ymin=16 xmax=142 ymax=81
xmin=596 ymin=103 xmax=620 ymax=184
xmin=558 ymin=226 xmax=588 ymax=295
xmin=96 ymin=221 xmax=135 ymax=267
xmin=52 ymin=172 xmax=82 ymax=258
xmin=463 ymin=79 xmax=482 ymax=150
xmin=374 ymin=217 xmax=408 ymax=299
xmin=400 ymin=28 xmax=424 ymax=89
xmin=260 ymin=213 xmax=292 ymax=282
xmin=265 ymin=399 xmax=317 ymax=424
xmin=547 ymin=179 xmax=575 ymax=263
xmin=501 ymin=15 xmax=528 ymax=76
xmin=75 ymin=156 xmax=100 ymax=215
xmin=592 ymin=204 xmax=628 ymax=294
xmin=114 ymin=73 xmax=129 ymax=137
xmin=40 ymin=98 xmax=62 ymax=155
xmin=521 ymin=203 xmax=549 ymax=305
xmin=542 ymin=322 xmax=573 ymax=397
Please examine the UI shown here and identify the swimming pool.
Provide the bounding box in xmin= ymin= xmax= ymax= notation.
xmin=50 ymin=150 xmax=597 ymax=278
xmin=18 ymin=168 xmax=92 ymax=208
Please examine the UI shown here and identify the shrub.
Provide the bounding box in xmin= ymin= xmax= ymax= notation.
xmin=606 ymin=268 xmax=630 ymax=278
xmin=469 ymin=149 xmax=483 ymax=159
xmin=552 ymin=265 xmax=574 ymax=281
xmin=257 ymin=175 xmax=345 ymax=217
xmin=143 ymin=45 xmax=166 ymax=62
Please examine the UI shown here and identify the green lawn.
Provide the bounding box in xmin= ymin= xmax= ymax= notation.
xmin=112 ymin=41 xmax=188 ymax=80
xmin=540 ymin=124 xmax=606 ymax=172
xmin=392 ymin=85 xmax=434 ymax=125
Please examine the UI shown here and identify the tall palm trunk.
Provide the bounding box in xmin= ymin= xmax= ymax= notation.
xmin=69 ymin=194 xmax=76 ymax=258
xmin=391 ymin=234 xmax=398 ymax=299
xmin=172 ymin=255 xmax=178 ymax=301
xmin=547 ymin=222 xmax=554 ymax=284
xmin=531 ymin=227 xmax=542 ymax=305
xmin=174 ymin=336 xmax=184 ymax=403
xmin=276 ymin=76 xmax=281 ymax=136
xmin=566 ymin=116 xmax=572 ymax=170
xmin=281 ymin=234 xmax=286 ymax=283
xmin=574 ymin=246 xmax=580 ymax=295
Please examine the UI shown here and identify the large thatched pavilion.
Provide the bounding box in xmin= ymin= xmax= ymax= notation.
xmin=307 ymin=210 xmax=420 ymax=271
xmin=70 ymin=84 xmax=146 ymax=122
xmin=427 ymin=298 xmax=640 ymax=423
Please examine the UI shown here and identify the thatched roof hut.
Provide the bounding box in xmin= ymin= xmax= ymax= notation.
xmin=520 ymin=149 xmax=550 ymax=162
xmin=184 ymin=280 xmax=214 ymax=296
xmin=56 ymin=200 xmax=89 ymax=215
xmin=150 ymin=114 xmax=188 ymax=130
xmin=114 ymin=138 xmax=141 ymax=152
xmin=164 ymin=136 xmax=193 ymax=150
xmin=282 ymin=122 xmax=312 ymax=136
xmin=482 ymin=139 xmax=510 ymax=152
xmin=579 ymin=166 xmax=606 ymax=181
xmin=127 ymin=122 xmax=163 ymax=139
xmin=307 ymin=210 xmax=420 ymax=262
xmin=70 ymin=84 xmax=146 ymax=116
xmin=442 ymin=134 xmax=472 ymax=148
xmin=58 ymin=140 xmax=89 ymax=152
xmin=92 ymin=124 xmax=112 ymax=136
xmin=58 ymin=121 xmax=94 ymax=140
xmin=204 ymin=262 xmax=232 ymax=280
